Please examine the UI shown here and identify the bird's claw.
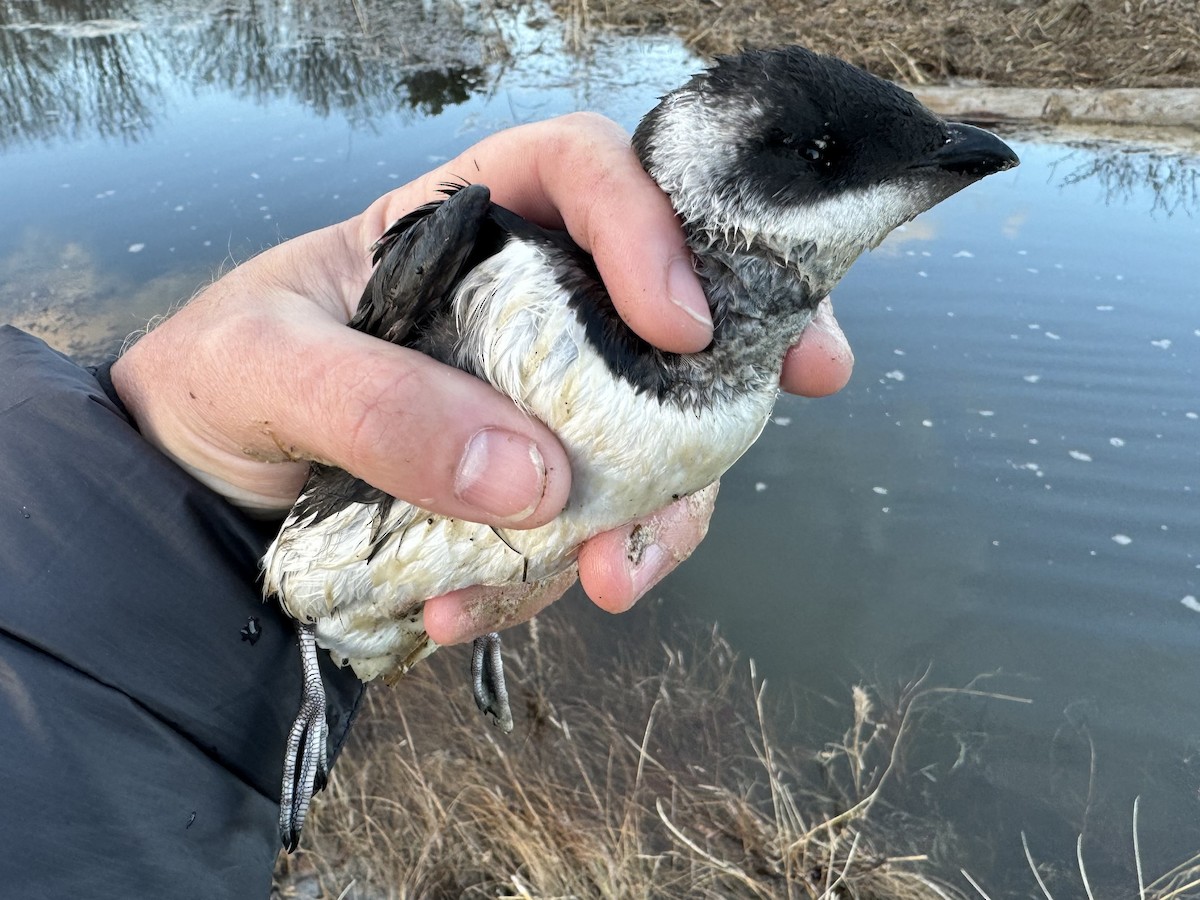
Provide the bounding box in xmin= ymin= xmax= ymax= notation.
xmin=471 ymin=632 xmax=513 ymax=733
xmin=279 ymin=621 xmax=329 ymax=852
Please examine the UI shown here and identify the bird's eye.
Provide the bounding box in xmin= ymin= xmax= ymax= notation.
xmin=806 ymin=136 xmax=835 ymax=164
xmin=769 ymin=130 xmax=834 ymax=167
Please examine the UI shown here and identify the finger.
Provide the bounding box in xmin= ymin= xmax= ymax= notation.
xmin=426 ymin=482 xmax=722 ymax=644
xmin=422 ymin=567 xmax=580 ymax=645
xmin=355 ymin=113 xmax=713 ymax=354
xmin=578 ymin=482 xmax=720 ymax=614
xmin=779 ymin=298 xmax=854 ymax=397
xmin=529 ymin=114 xmax=714 ymax=353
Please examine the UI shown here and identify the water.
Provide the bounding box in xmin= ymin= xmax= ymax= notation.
xmin=3 ymin=1 xmax=1198 ymax=894
xmin=678 ymin=137 xmax=1200 ymax=891
xmin=0 ymin=0 xmax=695 ymax=358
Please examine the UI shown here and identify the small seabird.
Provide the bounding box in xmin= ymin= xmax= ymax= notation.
xmin=263 ymin=45 xmax=1018 ymax=849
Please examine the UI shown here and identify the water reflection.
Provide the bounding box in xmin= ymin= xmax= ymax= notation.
xmin=0 ymin=228 xmax=204 ymax=361
xmin=185 ymin=0 xmax=491 ymax=121
xmin=0 ymin=1 xmax=160 ymax=145
xmin=0 ymin=0 xmax=699 ymax=367
xmin=0 ymin=0 xmax=492 ymax=147
xmin=1052 ymin=141 xmax=1200 ymax=216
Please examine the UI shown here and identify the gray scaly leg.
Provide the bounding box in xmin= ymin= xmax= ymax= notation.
xmin=279 ymin=620 xmax=329 ymax=852
xmin=471 ymin=632 xmax=514 ymax=733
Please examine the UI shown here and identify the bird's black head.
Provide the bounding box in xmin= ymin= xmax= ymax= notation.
xmin=634 ymin=46 xmax=1018 ymax=294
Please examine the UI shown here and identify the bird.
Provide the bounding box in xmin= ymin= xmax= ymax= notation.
xmin=262 ymin=44 xmax=1019 ymax=850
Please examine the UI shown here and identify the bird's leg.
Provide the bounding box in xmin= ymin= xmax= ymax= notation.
xmin=471 ymin=632 xmax=514 ymax=733
xmin=279 ymin=620 xmax=329 ymax=852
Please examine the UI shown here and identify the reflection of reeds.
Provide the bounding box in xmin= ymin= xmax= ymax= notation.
xmin=0 ymin=0 xmax=161 ymax=146
xmin=271 ymin=607 xmax=978 ymax=899
xmin=185 ymin=0 xmax=489 ymax=123
xmin=0 ymin=0 xmax=499 ymax=147
xmin=961 ymin=804 xmax=1200 ymax=900
xmin=1054 ymin=146 xmax=1200 ymax=217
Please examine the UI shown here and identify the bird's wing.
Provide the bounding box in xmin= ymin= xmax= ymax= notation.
xmin=349 ymin=182 xmax=502 ymax=348
xmin=287 ymin=184 xmax=506 ymax=532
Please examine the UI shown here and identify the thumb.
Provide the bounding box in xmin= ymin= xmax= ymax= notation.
xmin=114 ymin=277 xmax=572 ymax=525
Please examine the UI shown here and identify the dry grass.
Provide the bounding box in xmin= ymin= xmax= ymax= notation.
xmin=269 ymin=604 xmax=1200 ymax=898
xmin=547 ymin=0 xmax=1200 ymax=89
xmin=271 ymin=606 xmax=987 ymax=899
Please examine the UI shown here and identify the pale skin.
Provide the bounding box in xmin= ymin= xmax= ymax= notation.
xmin=111 ymin=112 xmax=853 ymax=647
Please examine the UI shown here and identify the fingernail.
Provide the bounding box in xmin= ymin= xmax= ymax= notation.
xmin=455 ymin=428 xmax=546 ymax=522
xmin=629 ymin=541 xmax=671 ymax=601
xmin=810 ymin=299 xmax=844 ymax=335
xmin=667 ymin=255 xmax=713 ymax=336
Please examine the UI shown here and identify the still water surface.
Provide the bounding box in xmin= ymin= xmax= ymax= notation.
xmin=2 ymin=2 xmax=1198 ymax=893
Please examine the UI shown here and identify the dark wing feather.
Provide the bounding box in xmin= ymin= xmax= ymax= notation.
xmin=349 ymin=183 xmax=494 ymax=346
xmin=292 ymin=183 xmax=499 ymax=530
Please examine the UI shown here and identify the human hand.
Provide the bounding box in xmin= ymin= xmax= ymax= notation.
xmin=110 ymin=113 xmax=853 ymax=644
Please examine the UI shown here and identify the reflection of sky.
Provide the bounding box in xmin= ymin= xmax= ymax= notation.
xmin=2 ymin=87 xmax=465 ymax=274
xmin=762 ymin=138 xmax=1200 ymax=688
xmin=4 ymin=3 xmax=1200 ymax=891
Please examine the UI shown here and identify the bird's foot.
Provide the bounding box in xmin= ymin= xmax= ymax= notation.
xmin=279 ymin=621 xmax=329 ymax=852
xmin=471 ymin=632 xmax=513 ymax=733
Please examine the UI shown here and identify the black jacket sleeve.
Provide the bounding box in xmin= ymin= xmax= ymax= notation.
xmin=0 ymin=326 xmax=362 ymax=899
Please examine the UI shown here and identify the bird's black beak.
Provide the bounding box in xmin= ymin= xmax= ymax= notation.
xmin=926 ymin=123 xmax=1020 ymax=178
